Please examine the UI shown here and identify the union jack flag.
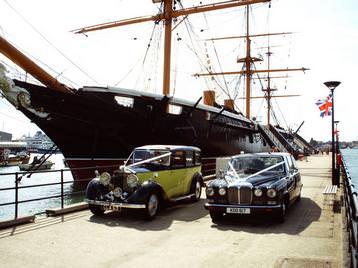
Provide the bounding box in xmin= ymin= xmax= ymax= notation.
xmin=316 ymin=94 xmax=332 ymax=117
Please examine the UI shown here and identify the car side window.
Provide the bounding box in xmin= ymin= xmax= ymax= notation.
xmin=185 ymin=150 xmax=194 ymax=167
xmin=286 ymin=155 xmax=295 ymax=173
xmin=291 ymin=155 xmax=298 ymax=170
xmin=194 ymin=151 xmax=201 ymax=166
xmin=171 ymin=150 xmax=185 ymax=169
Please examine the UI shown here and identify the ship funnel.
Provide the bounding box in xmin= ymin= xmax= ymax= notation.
xmin=203 ymin=90 xmax=215 ymax=106
xmin=224 ymin=99 xmax=235 ymax=111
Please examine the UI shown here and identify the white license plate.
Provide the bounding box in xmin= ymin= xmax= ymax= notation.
xmin=226 ymin=207 xmax=250 ymax=214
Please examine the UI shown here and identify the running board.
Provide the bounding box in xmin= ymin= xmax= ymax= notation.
xmin=169 ymin=194 xmax=195 ymax=203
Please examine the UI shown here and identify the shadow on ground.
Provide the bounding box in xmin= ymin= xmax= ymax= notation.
xmin=210 ymin=197 xmax=322 ymax=235
xmin=88 ymin=198 xmax=208 ymax=231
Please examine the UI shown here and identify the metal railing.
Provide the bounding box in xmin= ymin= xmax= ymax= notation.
xmin=0 ymin=164 xmax=120 ymax=221
xmin=342 ymin=158 xmax=358 ymax=267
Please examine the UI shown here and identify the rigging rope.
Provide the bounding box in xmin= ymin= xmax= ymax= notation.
xmin=203 ymin=13 xmax=231 ymax=99
xmin=3 ymin=0 xmax=99 ymax=86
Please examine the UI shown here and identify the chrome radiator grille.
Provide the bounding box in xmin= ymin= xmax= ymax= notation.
xmin=228 ymin=186 xmax=252 ymax=204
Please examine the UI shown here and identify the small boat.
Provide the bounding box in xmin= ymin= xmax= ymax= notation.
xmin=19 ymin=157 xmax=54 ymax=171
xmin=0 ymin=155 xmax=30 ymax=167
xmin=0 ymin=142 xmax=30 ymax=167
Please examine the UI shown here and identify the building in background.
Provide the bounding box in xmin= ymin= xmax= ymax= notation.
xmin=0 ymin=131 xmax=12 ymax=142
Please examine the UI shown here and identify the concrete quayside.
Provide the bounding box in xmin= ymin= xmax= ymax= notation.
xmin=0 ymin=154 xmax=349 ymax=267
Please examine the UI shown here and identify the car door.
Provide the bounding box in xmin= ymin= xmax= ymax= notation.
xmin=182 ymin=150 xmax=194 ymax=194
xmin=167 ymin=150 xmax=187 ymax=197
xmin=285 ymin=155 xmax=296 ymax=202
xmin=290 ymin=155 xmax=302 ymax=198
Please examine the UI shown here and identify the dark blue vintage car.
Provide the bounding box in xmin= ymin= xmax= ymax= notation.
xmin=204 ymin=152 xmax=302 ymax=222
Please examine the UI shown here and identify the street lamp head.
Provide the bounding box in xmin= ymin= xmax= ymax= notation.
xmin=334 ymin=120 xmax=340 ymax=124
xmin=324 ymin=81 xmax=341 ymax=91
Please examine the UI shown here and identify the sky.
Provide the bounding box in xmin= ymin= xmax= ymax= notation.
xmin=0 ymin=0 xmax=357 ymax=142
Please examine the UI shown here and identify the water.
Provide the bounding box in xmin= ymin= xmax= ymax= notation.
xmin=0 ymin=153 xmax=83 ymax=221
xmin=341 ymin=148 xmax=358 ymax=185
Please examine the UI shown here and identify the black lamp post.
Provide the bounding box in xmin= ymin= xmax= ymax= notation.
xmin=334 ymin=120 xmax=340 ymax=152
xmin=334 ymin=120 xmax=340 ymax=183
xmin=324 ymin=81 xmax=341 ymax=186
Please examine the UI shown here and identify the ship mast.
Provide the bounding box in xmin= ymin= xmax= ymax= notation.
xmin=162 ymin=0 xmax=173 ymax=96
xmin=262 ymin=46 xmax=275 ymax=125
xmin=245 ymin=5 xmax=251 ymax=118
xmin=195 ymin=25 xmax=309 ymax=120
xmin=73 ymin=0 xmax=271 ymax=96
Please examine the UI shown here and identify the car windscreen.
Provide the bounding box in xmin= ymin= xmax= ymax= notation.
xmin=229 ymin=156 xmax=285 ymax=175
xmin=132 ymin=149 xmax=170 ymax=166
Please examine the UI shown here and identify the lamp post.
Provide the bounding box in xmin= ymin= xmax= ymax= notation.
xmin=334 ymin=120 xmax=340 ymax=152
xmin=324 ymin=81 xmax=341 ymax=186
xmin=334 ymin=120 xmax=340 ymax=184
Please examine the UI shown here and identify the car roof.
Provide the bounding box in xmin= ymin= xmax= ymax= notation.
xmin=135 ymin=145 xmax=201 ymax=152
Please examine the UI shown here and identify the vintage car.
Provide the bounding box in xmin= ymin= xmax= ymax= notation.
xmin=85 ymin=145 xmax=203 ymax=219
xmin=204 ymin=152 xmax=302 ymax=222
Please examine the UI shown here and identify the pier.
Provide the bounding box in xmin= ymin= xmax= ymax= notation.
xmin=0 ymin=154 xmax=349 ymax=267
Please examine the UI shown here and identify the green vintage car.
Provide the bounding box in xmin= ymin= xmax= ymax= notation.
xmin=85 ymin=145 xmax=203 ymax=219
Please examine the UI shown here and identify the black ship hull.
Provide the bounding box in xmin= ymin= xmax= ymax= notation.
xmin=12 ymin=80 xmax=270 ymax=181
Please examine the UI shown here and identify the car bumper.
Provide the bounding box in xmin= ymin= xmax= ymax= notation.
xmin=86 ymin=199 xmax=146 ymax=210
xmin=204 ymin=202 xmax=281 ymax=214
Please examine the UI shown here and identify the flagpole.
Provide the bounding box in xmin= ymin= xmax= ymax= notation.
xmin=324 ymin=81 xmax=341 ymax=186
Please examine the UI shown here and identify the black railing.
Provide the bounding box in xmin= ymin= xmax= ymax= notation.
xmin=342 ymin=158 xmax=358 ymax=267
xmin=0 ymin=164 xmax=120 ymax=221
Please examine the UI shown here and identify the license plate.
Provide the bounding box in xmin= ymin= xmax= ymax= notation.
xmin=102 ymin=204 xmax=120 ymax=211
xmin=226 ymin=207 xmax=250 ymax=214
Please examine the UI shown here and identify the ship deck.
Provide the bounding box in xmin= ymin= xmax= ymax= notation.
xmin=0 ymin=154 xmax=348 ymax=267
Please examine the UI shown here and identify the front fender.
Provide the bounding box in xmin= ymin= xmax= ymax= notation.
xmin=126 ymin=180 xmax=167 ymax=204
xmin=192 ymin=172 xmax=204 ymax=186
xmin=85 ymin=178 xmax=110 ymax=200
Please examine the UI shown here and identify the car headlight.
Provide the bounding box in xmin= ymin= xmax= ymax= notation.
xmin=218 ymin=187 xmax=226 ymax=196
xmin=127 ymin=174 xmax=139 ymax=188
xmin=206 ymin=187 xmax=214 ymax=197
xmin=254 ymin=189 xmax=263 ymax=197
xmin=99 ymin=172 xmax=111 ymax=186
xmin=267 ymin=188 xmax=277 ymax=198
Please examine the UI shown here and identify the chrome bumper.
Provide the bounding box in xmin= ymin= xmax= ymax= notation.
xmin=204 ymin=203 xmax=281 ymax=210
xmin=86 ymin=199 xmax=146 ymax=209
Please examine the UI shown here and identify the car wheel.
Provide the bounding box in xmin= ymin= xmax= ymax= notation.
xmin=209 ymin=211 xmax=223 ymax=222
xmin=276 ymin=200 xmax=286 ymax=223
xmin=190 ymin=178 xmax=202 ymax=202
xmin=89 ymin=204 xmax=105 ymax=216
xmin=144 ymin=193 xmax=160 ymax=220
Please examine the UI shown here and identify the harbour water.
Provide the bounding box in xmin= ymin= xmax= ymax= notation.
xmin=341 ymin=148 xmax=358 ymax=185
xmin=0 ymin=153 xmax=81 ymax=221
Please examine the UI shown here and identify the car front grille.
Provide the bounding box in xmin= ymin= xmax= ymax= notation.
xmin=112 ymin=171 xmax=131 ymax=193
xmin=228 ymin=186 xmax=252 ymax=205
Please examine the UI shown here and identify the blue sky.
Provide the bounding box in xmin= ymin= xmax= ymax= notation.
xmin=0 ymin=0 xmax=357 ymax=142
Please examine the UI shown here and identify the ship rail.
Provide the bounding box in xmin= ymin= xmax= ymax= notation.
xmin=342 ymin=157 xmax=358 ymax=267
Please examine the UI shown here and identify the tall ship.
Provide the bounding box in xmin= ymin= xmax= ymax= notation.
xmin=0 ymin=0 xmax=312 ymax=181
